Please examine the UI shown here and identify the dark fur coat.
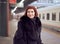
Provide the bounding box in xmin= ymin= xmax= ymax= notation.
xmin=13 ymin=16 xmax=43 ymax=44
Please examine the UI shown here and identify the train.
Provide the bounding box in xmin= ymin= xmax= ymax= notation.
xmin=38 ymin=4 xmax=60 ymax=31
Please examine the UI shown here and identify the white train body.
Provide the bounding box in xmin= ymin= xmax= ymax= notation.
xmin=38 ymin=4 xmax=60 ymax=31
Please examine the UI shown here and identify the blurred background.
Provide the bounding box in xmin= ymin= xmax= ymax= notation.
xmin=0 ymin=0 xmax=60 ymax=44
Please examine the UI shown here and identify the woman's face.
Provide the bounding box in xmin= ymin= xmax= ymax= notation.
xmin=27 ymin=9 xmax=35 ymax=19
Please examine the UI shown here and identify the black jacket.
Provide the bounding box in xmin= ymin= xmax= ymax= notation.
xmin=13 ymin=16 xmax=42 ymax=44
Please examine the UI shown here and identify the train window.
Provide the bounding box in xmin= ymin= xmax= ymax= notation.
xmin=47 ymin=13 xmax=50 ymax=20
xmin=39 ymin=14 xmax=41 ymax=19
xmin=42 ymin=14 xmax=45 ymax=19
xmin=59 ymin=13 xmax=60 ymax=21
xmin=52 ymin=13 xmax=56 ymax=21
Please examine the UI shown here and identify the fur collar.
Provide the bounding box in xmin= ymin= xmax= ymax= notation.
xmin=20 ymin=16 xmax=41 ymax=27
xmin=20 ymin=16 xmax=39 ymax=21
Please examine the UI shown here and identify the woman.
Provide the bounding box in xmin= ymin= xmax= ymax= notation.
xmin=13 ymin=6 xmax=43 ymax=44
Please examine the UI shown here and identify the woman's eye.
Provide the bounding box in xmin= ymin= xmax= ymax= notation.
xmin=27 ymin=11 xmax=30 ymax=13
xmin=31 ymin=11 xmax=33 ymax=13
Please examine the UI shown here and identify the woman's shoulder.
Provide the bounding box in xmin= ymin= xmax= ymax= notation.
xmin=18 ymin=16 xmax=27 ymax=23
xmin=36 ymin=17 xmax=41 ymax=21
xmin=20 ymin=16 xmax=26 ymax=20
xmin=36 ymin=17 xmax=41 ymax=25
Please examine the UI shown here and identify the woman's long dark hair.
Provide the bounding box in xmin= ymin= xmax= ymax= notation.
xmin=24 ymin=6 xmax=38 ymax=17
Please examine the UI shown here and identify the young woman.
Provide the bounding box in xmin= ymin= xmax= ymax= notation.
xmin=13 ymin=6 xmax=43 ymax=44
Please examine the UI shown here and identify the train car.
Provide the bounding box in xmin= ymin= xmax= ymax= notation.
xmin=38 ymin=4 xmax=60 ymax=31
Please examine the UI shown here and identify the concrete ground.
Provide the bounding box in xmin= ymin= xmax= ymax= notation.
xmin=0 ymin=19 xmax=60 ymax=44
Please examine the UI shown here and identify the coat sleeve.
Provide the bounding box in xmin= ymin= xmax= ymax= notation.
xmin=37 ymin=18 xmax=43 ymax=44
xmin=37 ymin=18 xmax=42 ymax=34
xmin=14 ymin=21 xmax=23 ymax=39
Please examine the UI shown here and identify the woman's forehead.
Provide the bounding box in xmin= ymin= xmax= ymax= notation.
xmin=27 ymin=9 xmax=34 ymax=11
